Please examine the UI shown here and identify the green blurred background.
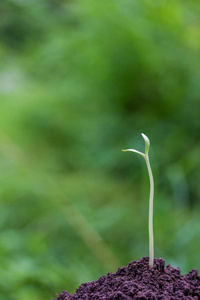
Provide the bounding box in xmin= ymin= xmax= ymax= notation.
xmin=1 ymin=0 xmax=200 ymax=299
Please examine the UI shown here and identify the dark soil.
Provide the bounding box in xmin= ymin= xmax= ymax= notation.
xmin=52 ymin=256 xmax=200 ymax=299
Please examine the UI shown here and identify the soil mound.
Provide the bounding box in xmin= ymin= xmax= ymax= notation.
xmin=53 ymin=256 xmax=200 ymax=299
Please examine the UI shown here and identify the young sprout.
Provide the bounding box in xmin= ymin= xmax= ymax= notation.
xmin=122 ymin=133 xmax=154 ymax=268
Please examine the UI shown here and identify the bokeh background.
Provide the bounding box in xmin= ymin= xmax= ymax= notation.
xmin=1 ymin=0 xmax=200 ymax=299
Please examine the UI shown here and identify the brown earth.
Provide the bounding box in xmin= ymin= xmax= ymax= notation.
xmin=52 ymin=256 xmax=200 ymax=299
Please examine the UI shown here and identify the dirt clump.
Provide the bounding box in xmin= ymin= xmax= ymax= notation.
xmin=53 ymin=256 xmax=200 ymax=299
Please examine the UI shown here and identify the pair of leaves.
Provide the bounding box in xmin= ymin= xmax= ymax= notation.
xmin=122 ymin=133 xmax=150 ymax=157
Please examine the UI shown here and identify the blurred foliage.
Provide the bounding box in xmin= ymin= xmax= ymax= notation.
xmin=1 ymin=0 xmax=200 ymax=299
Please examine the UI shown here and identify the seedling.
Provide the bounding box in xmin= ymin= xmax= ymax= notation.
xmin=122 ymin=133 xmax=154 ymax=268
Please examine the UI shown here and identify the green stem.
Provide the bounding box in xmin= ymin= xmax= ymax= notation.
xmin=144 ymin=155 xmax=154 ymax=268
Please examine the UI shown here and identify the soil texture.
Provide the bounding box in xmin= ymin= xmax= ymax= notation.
xmin=53 ymin=256 xmax=200 ymax=299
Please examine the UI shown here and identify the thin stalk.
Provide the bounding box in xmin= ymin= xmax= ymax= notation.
xmin=144 ymin=155 xmax=154 ymax=268
xmin=122 ymin=133 xmax=154 ymax=268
